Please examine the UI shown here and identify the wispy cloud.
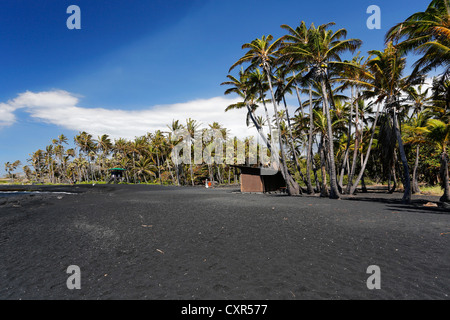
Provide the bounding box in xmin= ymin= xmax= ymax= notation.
xmin=0 ymin=90 xmax=257 ymax=140
xmin=0 ymin=103 xmax=17 ymax=127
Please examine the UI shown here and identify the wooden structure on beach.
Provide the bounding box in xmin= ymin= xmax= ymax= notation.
xmin=107 ymin=168 xmax=126 ymax=184
xmin=234 ymin=166 xmax=286 ymax=193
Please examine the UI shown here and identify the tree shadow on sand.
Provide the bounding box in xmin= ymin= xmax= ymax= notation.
xmin=343 ymin=193 xmax=450 ymax=215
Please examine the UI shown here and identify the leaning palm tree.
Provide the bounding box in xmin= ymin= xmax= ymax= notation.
xmin=280 ymin=21 xmax=362 ymax=198
xmin=221 ymin=68 xmax=272 ymax=150
xmin=345 ymin=43 xmax=421 ymax=203
xmin=273 ymin=67 xmax=307 ymax=183
xmin=365 ymin=44 xmax=417 ymax=203
xmin=4 ymin=161 xmax=21 ymax=183
xmin=229 ymin=34 xmax=301 ymax=195
xmin=335 ymin=53 xmax=372 ymax=193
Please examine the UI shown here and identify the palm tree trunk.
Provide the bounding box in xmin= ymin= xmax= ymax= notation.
xmin=282 ymin=96 xmax=307 ymax=186
xmin=319 ymin=136 xmax=328 ymax=197
xmin=389 ymin=162 xmax=397 ymax=193
xmin=166 ymin=159 xmax=176 ymax=185
xmin=292 ymin=72 xmax=305 ymax=119
xmin=306 ymin=83 xmax=314 ymax=194
xmin=360 ymin=152 xmax=368 ymax=192
xmin=247 ymin=105 xmax=272 ymax=151
xmin=393 ymin=107 xmax=411 ymax=204
xmin=264 ymin=63 xmax=300 ymax=195
xmin=439 ymin=151 xmax=450 ymax=202
xmin=350 ymin=103 xmax=381 ymax=195
xmin=412 ymin=145 xmax=421 ymax=194
xmin=156 ymin=153 xmax=162 ymax=185
xmin=339 ymin=87 xmax=354 ymax=192
xmin=338 ymin=149 xmax=349 ymax=191
xmin=189 ymin=163 xmax=194 ymax=186
xmin=259 ymin=87 xmax=273 ymax=139
xmin=320 ymin=78 xmax=340 ymax=199
xmin=346 ymin=96 xmax=360 ymax=194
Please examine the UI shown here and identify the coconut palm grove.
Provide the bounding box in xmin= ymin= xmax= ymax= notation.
xmin=3 ymin=0 xmax=450 ymax=204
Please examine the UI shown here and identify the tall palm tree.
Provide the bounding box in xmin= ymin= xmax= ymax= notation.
xmin=167 ymin=119 xmax=185 ymax=185
xmin=248 ymin=68 xmax=275 ymax=138
xmin=346 ymin=43 xmax=420 ymax=203
xmin=229 ymin=34 xmax=301 ymax=195
xmin=96 ymin=134 xmax=112 ymax=180
xmin=221 ymin=68 xmax=272 ymax=150
xmin=28 ymin=149 xmax=45 ymax=182
xmin=279 ymin=21 xmax=316 ymax=193
xmin=313 ymin=109 xmax=346 ymax=196
xmin=185 ymin=118 xmax=201 ymax=186
xmin=334 ymin=53 xmax=371 ymax=193
xmin=273 ymin=67 xmax=308 ymax=185
xmin=403 ymin=111 xmax=431 ymax=193
xmin=74 ymin=131 xmax=97 ymax=181
xmin=281 ymin=21 xmax=362 ymax=198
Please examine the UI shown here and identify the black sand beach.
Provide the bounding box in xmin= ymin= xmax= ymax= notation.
xmin=0 ymin=184 xmax=449 ymax=300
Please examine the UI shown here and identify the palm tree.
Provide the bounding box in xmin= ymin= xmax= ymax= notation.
xmin=281 ymin=21 xmax=362 ymax=198
xmin=185 ymin=118 xmax=201 ymax=186
xmin=23 ymin=165 xmax=32 ymax=182
xmin=4 ymin=160 xmax=21 ymax=182
xmin=229 ymin=34 xmax=301 ymax=195
xmin=346 ymin=43 xmax=420 ymax=203
xmin=279 ymin=21 xmax=316 ymax=193
xmin=53 ymin=134 xmax=68 ymax=183
xmin=386 ymin=0 xmax=450 ymax=78
xmin=425 ymin=118 xmax=450 ymax=202
xmin=403 ymin=111 xmax=431 ymax=193
xmin=128 ymin=136 xmax=148 ymax=183
xmin=64 ymin=148 xmax=76 ymax=182
xmin=334 ymin=53 xmax=371 ymax=193
xmin=431 ymin=74 xmax=450 ymax=121
xmin=167 ymin=119 xmax=185 ymax=185
xmin=313 ymin=108 xmax=347 ymax=196
xmin=96 ymin=134 xmax=113 ymax=179
xmin=221 ymin=68 xmax=273 ymax=150
xmin=74 ymin=131 xmax=96 ymax=181
xmin=402 ymin=85 xmax=432 ymax=193
xmin=28 ymin=149 xmax=45 ymax=183
xmin=133 ymin=155 xmax=156 ymax=183
xmin=273 ymin=67 xmax=307 ymax=184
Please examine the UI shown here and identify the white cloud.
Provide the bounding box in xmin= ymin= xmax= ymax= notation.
xmin=0 ymin=102 xmax=17 ymax=127
xmin=0 ymin=90 xmax=259 ymax=140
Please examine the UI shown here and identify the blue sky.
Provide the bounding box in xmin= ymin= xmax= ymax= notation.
xmin=0 ymin=0 xmax=433 ymax=176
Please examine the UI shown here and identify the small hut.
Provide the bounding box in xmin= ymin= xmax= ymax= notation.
xmin=107 ymin=168 xmax=126 ymax=184
xmin=234 ymin=166 xmax=286 ymax=193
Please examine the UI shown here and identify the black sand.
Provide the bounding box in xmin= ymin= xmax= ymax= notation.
xmin=0 ymin=184 xmax=449 ymax=300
